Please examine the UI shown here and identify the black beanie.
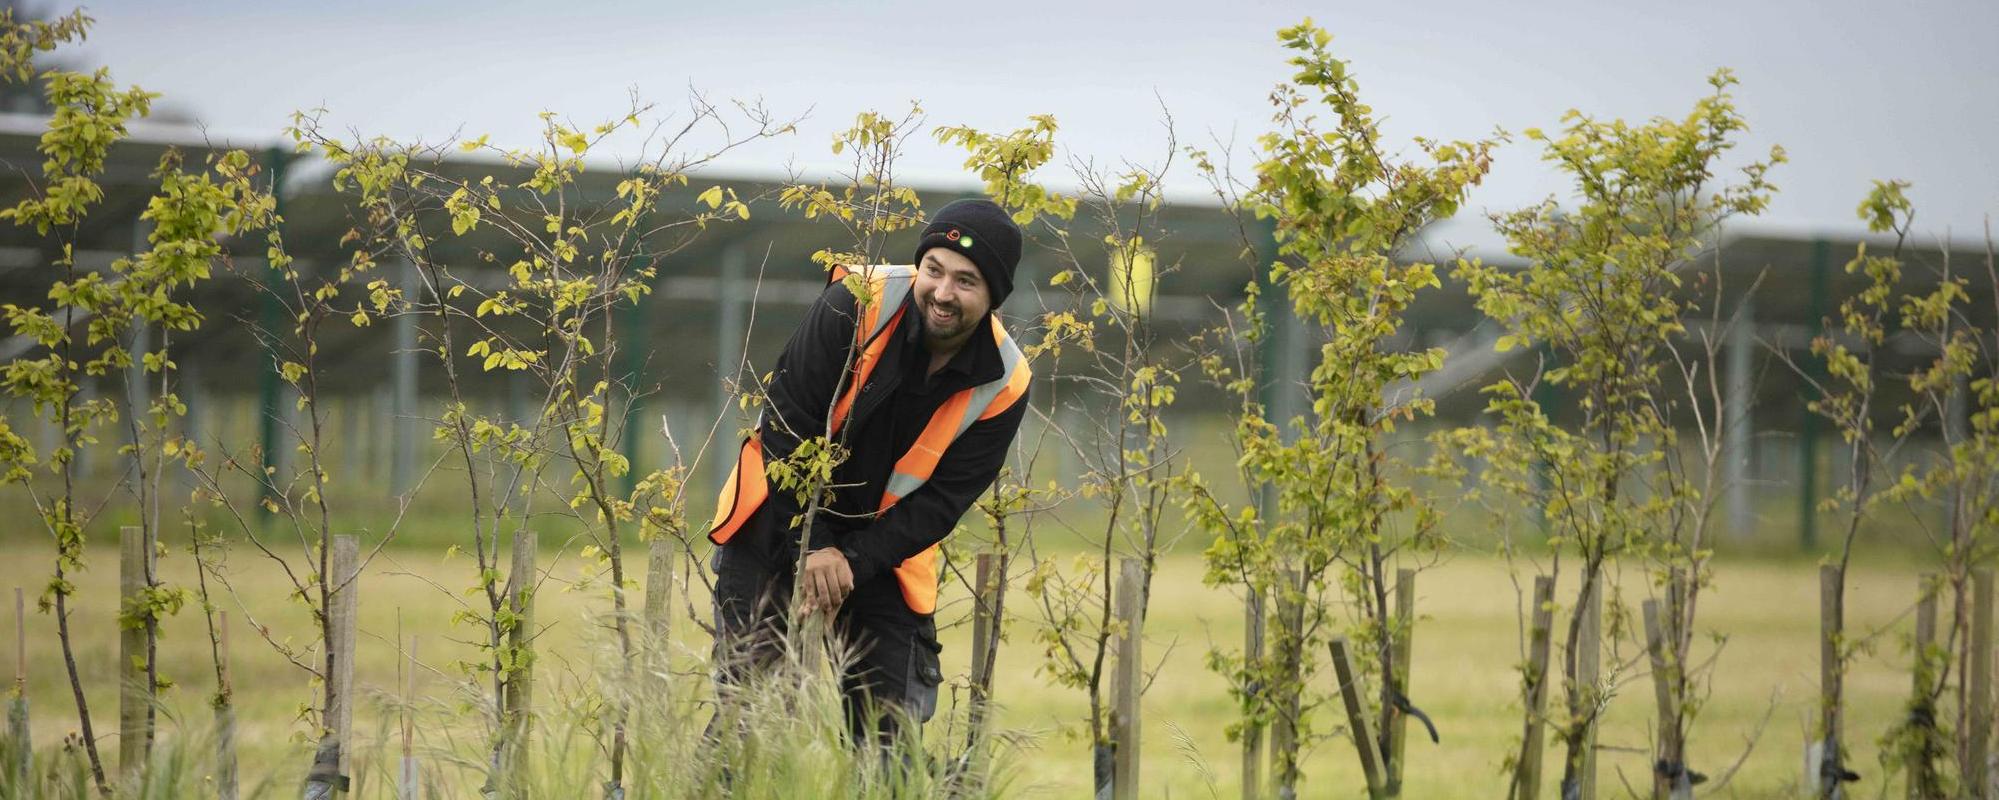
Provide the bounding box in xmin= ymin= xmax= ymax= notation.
xmin=912 ymin=198 xmax=1023 ymax=308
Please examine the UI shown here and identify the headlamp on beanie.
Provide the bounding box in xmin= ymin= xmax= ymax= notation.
xmin=913 ymin=199 xmax=1023 ymax=308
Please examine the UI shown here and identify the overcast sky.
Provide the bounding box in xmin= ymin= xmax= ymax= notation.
xmin=45 ymin=0 xmax=1999 ymax=251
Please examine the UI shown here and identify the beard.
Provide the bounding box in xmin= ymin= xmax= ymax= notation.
xmin=916 ymin=294 xmax=974 ymax=341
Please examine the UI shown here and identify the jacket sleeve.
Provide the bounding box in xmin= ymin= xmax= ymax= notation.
xmin=838 ymin=385 xmax=1030 ymax=585
xmin=755 ymin=281 xmax=860 ymax=532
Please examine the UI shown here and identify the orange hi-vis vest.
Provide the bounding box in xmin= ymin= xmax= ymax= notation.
xmin=706 ymin=264 xmax=1032 ymax=614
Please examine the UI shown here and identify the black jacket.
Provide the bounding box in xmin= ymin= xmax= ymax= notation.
xmin=743 ymin=279 xmax=1029 ymax=590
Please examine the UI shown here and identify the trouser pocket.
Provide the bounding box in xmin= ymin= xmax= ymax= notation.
xmin=904 ymin=625 xmax=943 ymax=723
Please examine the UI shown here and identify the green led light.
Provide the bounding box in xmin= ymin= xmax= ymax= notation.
xmin=959 ymin=236 xmax=975 ymax=248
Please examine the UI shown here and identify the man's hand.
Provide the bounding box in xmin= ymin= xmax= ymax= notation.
xmin=798 ymin=548 xmax=854 ymax=616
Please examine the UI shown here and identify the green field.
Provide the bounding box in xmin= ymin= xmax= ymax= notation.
xmin=0 ymin=528 xmax=1935 ymax=798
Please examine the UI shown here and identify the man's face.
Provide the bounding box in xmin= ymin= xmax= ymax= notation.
xmin=913 ymin=247 xmax=991 ymax=343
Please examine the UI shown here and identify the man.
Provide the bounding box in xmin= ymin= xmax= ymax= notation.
xmin=705 ymin=197 xmax=1032 ymax=746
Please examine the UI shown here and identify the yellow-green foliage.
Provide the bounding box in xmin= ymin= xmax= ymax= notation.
xmin=778 ymin=106 xmax=925 ymax=270
xmin=289 ymin=91 xmax=790 ymax=792
xmin=1183 ymin=18 xmax=1494 ymax=793
xmin=0 ymin=10 xmax=276 ymax=792
xmin=1442 ymin=67 xmax=1783 ymax=795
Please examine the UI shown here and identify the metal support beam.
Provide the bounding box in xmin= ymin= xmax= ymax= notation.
xmin=617 ymin=260 xmax=656 ymax=495
xmin=1725 ymin=298 xmax=1754 ymax=539
xmin=661 ymin=399 xmax=693 ymax=471
xmin=257 ymin=146 xmax=287 ymax=514
xmin=124 ymin=217 xmax=151 ymax=462
xmin=507 ymin=369 xmax=530 ymax=427
xmin=179 ymin=360 xmax=204 ymax=499
xmin=391 ymin=259 xmax=419 ymax=497
xmin=1257 ymin=213 xmax=1308 ymax=511
xmin=1800 ymin=239 xmax=1830 ymax=551
xmin=370 ymin=385 xmax=390 ymax=493
xmin=125 ymin=320 xmax=149 ymax=490
xmin=714 ymin=243 xmax=747 ymax=492
xmin=1056 ymin=402 xmax=1083 ymax=489
xmin=505 ymin=370 xmax=531 ymax=514
xmin=74 ymin=381 xmax=94 ymax=478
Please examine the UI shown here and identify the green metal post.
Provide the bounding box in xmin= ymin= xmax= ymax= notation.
xmin=616 ymin=260 xmax=654 ymax=497
xmin=1254 ymin=217 xmax=1291 ymax=517
xmin=257 ymin=146 xmax=286 ymax=514
xmin=390 ymin=260 xmax=418 ymax=497
xmin=1800 ymin=239 xmax=1829 ymax=551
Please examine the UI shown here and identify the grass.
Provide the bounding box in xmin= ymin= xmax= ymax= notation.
xmin=0 ymin=523 xmax=1940 ymax=798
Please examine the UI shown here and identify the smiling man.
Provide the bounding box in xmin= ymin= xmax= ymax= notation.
xmin=705 ymin=198 xmax=1032 ymax=749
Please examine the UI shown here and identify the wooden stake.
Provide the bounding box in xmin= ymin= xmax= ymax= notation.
xmin=1667 ymin=568 xmax=1687 ymax=629
xmin=308 ymin=533 xmax=361 ymax=798
xmin=1910 ymin=578 xmax=1940 ymax=800
xmin=1966 ymin=568 xmax=1993 ymax=797
xmin=396 ymin=617 xmax=407 ymax=761
xmin=399 ymin=752 xmax=419 ymax=800
xmin=970 ymin=553 xmax=999 ymax=706
xmin=119 ymin=525 xmax=146 ymax=779
xmin=1243 ymin=588 xmax=1265 ymax=800
xmin=10 ymin=587 xmax=28 ymax=791
xmin=1810 ymin=564 xmax=1843 ymax=799
xmin=969 ymin=553 xmax=1001 ymax=727
xmin=399 ymin=636 xmax=418 ymax=800
xmin=1110 ymin=557 xmax=1144 ymax=800
xmin=640 ymin=533 xmax=674 ymax=731
xmin=1272 ymin=571 xmax=1305 ymax=798
xmin=958 ymin=552 xmax=1004 ymax=788
xmin=1386 ymin=568 xmax=1416 ymax=796
xmin=1643 ymin=598 xmax=1688 ymax=800
xmin=217 ymin=610 xmax=237 ymax=800
xmin=1512 ymin=575 xmax=1555 ymax=800
xmin=501 ymin=530 xmax=537 ymax=793
xmin=643 ymin=536 xmax=674 ymax=647
xmin=1331 ymin=637 xmax=1387 ymax=799
xmin=1574 ymin=577 xmax=1602 ymax=800
xmin=11 ymin=587 xmax=19 ymax=694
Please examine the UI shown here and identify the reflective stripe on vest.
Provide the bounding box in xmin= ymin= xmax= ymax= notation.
xmin=706 ymin=264 xmax=1030 ymax=614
